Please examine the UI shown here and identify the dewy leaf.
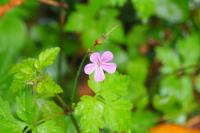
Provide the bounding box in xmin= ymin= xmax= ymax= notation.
xmin=0 ymin=97 xmax=27 ymax=133
xmin=16 ymin=90 xmax=39 ymax=124
xmin=75 ymin=96 xmax=104 ymax=133
xmin=35 ymin=47 xmax=60 ymax=69
xmin=33 ymin=120 xmax=64 ymax=133
xmin=36 ymin=75 xmax=63 ymax=96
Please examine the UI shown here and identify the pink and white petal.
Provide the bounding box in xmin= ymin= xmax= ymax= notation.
xmin=102 ymin=63 xmax=117 ymax=73
xmin=84 ymin=63 xmax=95 ymax=75
xmin=90 ymin=52 xmax=101 ymax=63
xmin=101 ymin=51 xmax=113 ymax=63
xmin=94 ymin=67 xmax=105 ymax=82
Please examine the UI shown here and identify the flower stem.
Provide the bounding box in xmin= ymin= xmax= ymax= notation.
xmin=70 ymin=52 xmax=88 ymax=103
xmin=56 ymin=95 xmax=81 ymax=133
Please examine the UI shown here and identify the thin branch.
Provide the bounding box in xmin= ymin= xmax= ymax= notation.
xmin=69 ymin=113 xmax=81 ymax=133
xmin=0 ymin=0 xmax=24 ymax=16
xmin=70 ymin=53 xmax=88 ymax=103
xmin=38 ymin=0 xmax=68 ymax=8
xmin=56 ymin=95 xmax=81 ymax=133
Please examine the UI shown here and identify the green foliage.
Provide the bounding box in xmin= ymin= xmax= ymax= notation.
xmin=16 ymin=90 xmax=39 ymax=124
xmin=36 ymin=75 xmax=62 ymax=96
xmin=10 ymin=47 xmax=62 ymax=96
xmin=131 ymin=110 xmax=159 ymax=133
xmin=156 ymin=34 xmax=200 ymax=74
xmin=33 ymin=120 xmax=64 ymax=133
xmin=132 ymin=0 xmax=157 ymax=22
xmin=65 ymin=3 xmax=125 ymax=49
xmin=132 ymin=0 xmax=189 ymax=22
xmin=0 ymin=14 xmax=27 ymax=97
xmin=153 ymin=76 xmax=197 ymax=123
xmin=1 ymin=0 xmax=200 ymax=132
xmin=75 ymin=96 xmax=104 ymax=133
xmin=35 ymin=47 xmax=60 ymax=69
xmin=0 ymin=97 xmax=27 ymax=133
xmin=76 ymin=73 xmax=132 ymax=133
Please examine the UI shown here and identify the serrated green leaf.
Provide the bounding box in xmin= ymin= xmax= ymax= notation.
xmin=0 ymin=97 xmax=27 ymax=133
xmin=33 ymin=120 xmax=64 ymax=133
xmin=103 ymin=99 xmax=132 ymax=132
xmin=77 ymin=73 xmax=132 ymax=132
xmin=75 ymin=96 xmax=104 ymax=133
xmin=88 ymin=73 xmax=130 ymax=101
xmin=36 ymin=75 xmax=62 ymax=96
xmin=35 ymin=47 xmax=60 ymax=69
xmin=16 ymin=90 xmax=39 ymax=124
xmin=10 ymin=58 xmax=36 ymax=92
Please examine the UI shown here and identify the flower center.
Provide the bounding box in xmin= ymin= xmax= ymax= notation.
xmin=97 ymin=60 xmax=101 ymax=67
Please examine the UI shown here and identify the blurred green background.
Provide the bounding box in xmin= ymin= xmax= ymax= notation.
xmin=1 ymin=0 xmax=200 ymax=132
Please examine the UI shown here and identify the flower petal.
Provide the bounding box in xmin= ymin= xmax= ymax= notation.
xmin=84 ymin=63 xmax=95 ymax=75
xmin=94 ymin=67 xmax=105 ymax=82
xmin=102 ymin=63 xmax=117 ymax=73
xmin=90 ymin=52 xmax=101 ymax=63
xmin=101 ymin=51 xmax=113 ymax=62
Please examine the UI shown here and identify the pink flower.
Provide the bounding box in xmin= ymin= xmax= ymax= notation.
xmin=84 ymin=51 xmax=117 ymax=82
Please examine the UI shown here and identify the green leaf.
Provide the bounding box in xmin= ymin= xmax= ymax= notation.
xmin=176 ymin=34 xmax=200 ymax=67
xmin=132 ymin=0 xmax=189 ymax=22
xmin=153 ymin=75 xmax=196 ymax=123
xmin=38 ymin=99 xmax=66 ymax=129
xmin=75 ymin=96 xmax=104 ymax=133
xmin=126 ymin=58 xmax=148 ymax=82
xmin=0 ymin=97 xmax=27 ymax=133
xmin=103 ymin=99 xmax=132 ymax=132
xmin=156 ymin=46 xmax=181 ymax=74
xmin=65 ymin=4 xmax=95 ymax=32
xmin=0 ymin=14 xmax=26 ymax=96
xmin=10 ymin=58 xmax=36 ymax=92
xmin=131 ymin=0 xmax=156 ymax=22
xmin=77 ymin=73 xmax=132 ymax=132
xmin=88 ymin=73 xmax=130 ymax=101
xmin=0 ymin=14 xmax=26 ymax=76
xmin=156 ymin=0 xmax=189 ymax=23
xmin=36 ymin=75 xmax=63 ymax=96
xmin=35 ymin=47 xmax=60 ymax=69
xmin=16 ymin=90 xmax=39 ymax=124
xmin=131 ymin=110 xmax=159 ymax=133
xmin=33 ymin=120 xmax=64 ymax=133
